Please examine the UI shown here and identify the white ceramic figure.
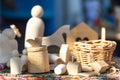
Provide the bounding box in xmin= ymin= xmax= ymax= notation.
xmin=10 ymin=50 xmax=27 ymax=74
xmin=0 ymin=28 xmax=18 ymax=64
xmin=25 ymin=5 xmax=44 ymax=48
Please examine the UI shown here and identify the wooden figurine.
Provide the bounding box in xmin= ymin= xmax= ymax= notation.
xmin=48 ymin=54 xmax=63 ymax=65
xmin=25 ymin=5 xmax=44 ymax=48
xmin=67 ymin=22 xmax=98 ymax=51
xmin=54 ymin=64 xmax=67 ymax=75
xmin=89 ymin=60 xmax=110 ymax=73
xmin=66 ymin=61 xmax=81 ymax=75
xmin=59 ymin=44 xmax=70 ymax=63
xmin=42 ymin=25 xmax=70 ymax=47
xmin=0 ymin=28 xmax=18 ymax=64
xmin=10 ymin=50 xmax=27 ymax=74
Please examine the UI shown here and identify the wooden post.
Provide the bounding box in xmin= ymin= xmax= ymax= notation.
xmin=101 ymin=27 xmax=106 ymax=41
xmin=59 ymin=44 xmax=70 ymax=64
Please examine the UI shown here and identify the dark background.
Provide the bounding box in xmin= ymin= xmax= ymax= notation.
xmin=0 ymin=0 xmax=120 ymax=57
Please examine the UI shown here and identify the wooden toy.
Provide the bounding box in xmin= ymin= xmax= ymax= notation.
xmin=0 ymin=28 xmax=18 ymax=64
xmin=66 ymin=61 xmax=81 ymax=75
xmin=67 ymin=22 xmax=98 ymax=51
xmin=82 ymin=65 xmax=93 ymax=72
xmin=59 ymin=44 xmax=70 ymax=63
xmin=89 ymin=60 xmax=110 ymax=73
xmin=26 ymin=37 xmax=42 ymax=47
xmin=101 ymin=27 xmax=106 ymax=41
xmin=25 ymin=5 xmax=44 ymax=48
xmin=10 ymin=24 xmax=21 ymax=38
xmin=79 ymin=71 xmax=99 ymax=77
xmin=10 ymin=50 xmax=27 ymax=74
xmin=42 ymin=25 xmax=70 ymax=47
xmin=27 ymin=45 xmax=50 ymax=73
xmin=48 ymin=54 xmax=63 ymax=65
xmin=54 ymin=64 xmax=66 ymax=75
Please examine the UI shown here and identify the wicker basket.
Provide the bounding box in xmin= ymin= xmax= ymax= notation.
xmin=72 ymin=40 xmax=116 ymax=66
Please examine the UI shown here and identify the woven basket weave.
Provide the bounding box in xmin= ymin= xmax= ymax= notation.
xmin=72 ymin=40 xmax=116 ymax=66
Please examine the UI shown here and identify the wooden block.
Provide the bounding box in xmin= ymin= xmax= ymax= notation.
xmin=27 ymin=46 xmax=50 ymax=73
xmin=10 ymin=57 xmax=21 ymax=74
xmin=54 ymin=64 xmax=66 ymax=75
xmin=48 ymin=54 xmax=64 ymax=65
xmin=89 ymin=60 xmax=110 ymax=73
xmin=67 ymin=61 xmax=81 ymax=75
xmin=59 ymin=44 xmax=70 ymax=63
xmin=82 ymin=65 xmax=93 ymax=72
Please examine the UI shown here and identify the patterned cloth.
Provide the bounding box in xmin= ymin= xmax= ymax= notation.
xmin=0 ymin=57 xmax=120 ymax=80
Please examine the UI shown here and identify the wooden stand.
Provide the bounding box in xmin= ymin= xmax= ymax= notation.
xmin=27 ymin=45 xmax=50 ymax=73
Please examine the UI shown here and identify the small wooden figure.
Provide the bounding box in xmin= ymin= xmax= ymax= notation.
xmin=54 ymin=64 xmax=66 ymax=75
xmin=25 ymin=5 xmax=44 ymax=48
xmin=59 ymin=44 xmax=70 ymax=63
xmin=10 ymin=50 xmax=27 ymax=74
xmin=89 ymin=60 xmax=110 ymax=73
xmin=66 ymin=61 xmax=81 ymax=75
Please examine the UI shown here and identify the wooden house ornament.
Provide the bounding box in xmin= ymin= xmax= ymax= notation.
xmin=67 ymin=22 xmax=98 ymax=51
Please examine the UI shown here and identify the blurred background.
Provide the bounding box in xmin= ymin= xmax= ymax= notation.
xmin=0 ymin=0 xmax=120 ymax=56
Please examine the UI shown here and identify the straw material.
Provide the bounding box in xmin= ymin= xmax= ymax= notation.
xmin=72 ymin=40 xmax=116 ymax=66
